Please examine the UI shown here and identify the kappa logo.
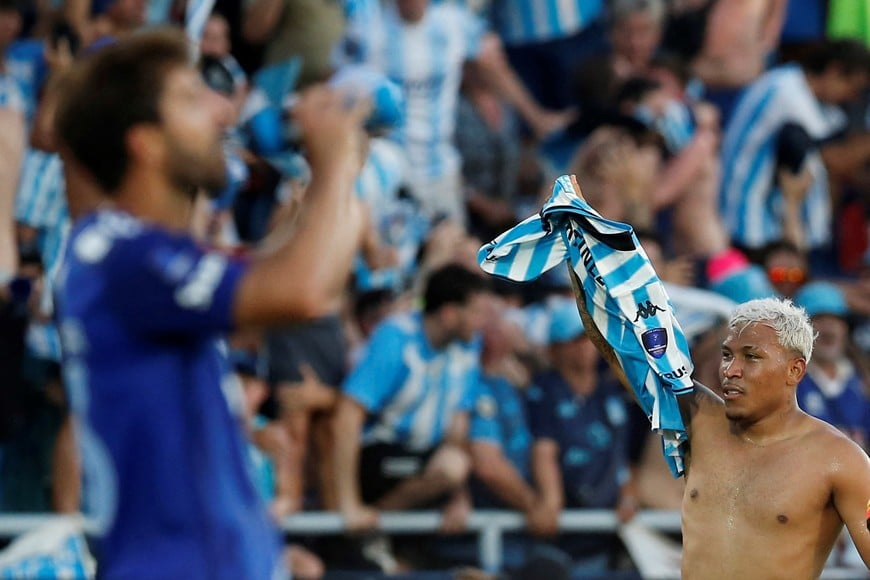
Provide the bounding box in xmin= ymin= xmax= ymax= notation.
xmin=634 ymin=300 xmax=666 ymax=322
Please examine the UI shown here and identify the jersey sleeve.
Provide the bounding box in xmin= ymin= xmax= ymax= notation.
xmin=93 ymin=224 xmax=247 ymax=337
xmin=460 ymin=6 xmax=486 ymax=60
xmin=342 ymin=320 xmax=407 ymax=412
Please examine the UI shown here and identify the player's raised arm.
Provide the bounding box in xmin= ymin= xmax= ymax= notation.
xmin=232 ymin=86 xmax=369 ymax=327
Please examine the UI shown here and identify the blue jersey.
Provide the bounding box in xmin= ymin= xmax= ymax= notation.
xmin=343 ymin=310 xmax=482 ymax=451
xmin=55 ymin=210 xmax=281 ymax=579
xmin=469 ymin=374 xmax=532 ymax=479
xmin=798 ymin=363 xmax=870 ymax=441
xmin=527 ymin=374 xmax=629 ymax=508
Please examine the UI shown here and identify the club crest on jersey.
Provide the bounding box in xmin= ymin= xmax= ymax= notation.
xmin=642 ymin=328 xmax=668 ymax=359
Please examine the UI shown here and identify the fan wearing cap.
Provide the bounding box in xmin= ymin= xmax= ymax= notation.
xmin=794 ymin=282 xmax=870 ymax=447
xmin=524 ymin=298 xmax=639 ymax=575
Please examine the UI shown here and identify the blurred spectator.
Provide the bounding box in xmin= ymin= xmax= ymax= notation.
xmin=242 ymin=0 xmax=344 ymax=86
xmin=337 ymin=0 xmax=570 ymax=224
xmin=456 ymin=63 xmax=523 ymax=242
xmin=526 ymin=298 xmax=639 ymax=577
xmin=75 ymin=0 xmax=146 ymax=48
xmin=232 ymin=346 xmax=328 ymax=580
xmin=332 ymin=264 xmax=491 ymax=535
xmin=794 ymin=282 xmax=870 ymax=448
xmin=0 ymin=0 xmax=27 ymax=284
xmin=200 ymin=13 xmax=249 ymax=115
xmin=850 ymin=250 xmax=870 ymax=359
xmin=8 ymin=72 xmax=79 ymax=515
xmin=693 ymin=0 xmax=788 ymax=126
xmin=759 ymin=239 xmax=810 ymax=298
xmin=488 ymin=0 xmax=607 ymax=110
xmin=609 ymin=0 xmax=666 ymax=80
xmin=460 ymin=312 xmax=537 ymax=567
xmin=719 ymin=39 xmax=870 ymax=260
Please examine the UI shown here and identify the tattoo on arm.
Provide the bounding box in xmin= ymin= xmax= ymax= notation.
xmin=567 ymin=265 xmax=633 ymax=395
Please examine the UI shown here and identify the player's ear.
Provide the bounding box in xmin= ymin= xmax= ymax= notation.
xmin=786 ymin=355 xmax=807 ymax=387
xmin=126 ymin=124 xmax=164 ymax=167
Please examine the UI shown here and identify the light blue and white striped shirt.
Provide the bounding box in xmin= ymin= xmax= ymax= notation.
xmin=720 ymin=65 xmax=843 ymax=250
xmin=339 ymin=1 xmax=485 ymax=180
xmin=0 ymin=70 xmax=26 ymax=115
xmin=478 ymin=175 xmax=693 ymax=477
xmin=490 ymin=0 xmax=603 ymax=45
xmin=343 ymin=310 xmax=482 ymax=451
xmin=15 ymin=149 xmax=69 ymax=361
xmin=185 ymin=0 xmax=217 ymax=43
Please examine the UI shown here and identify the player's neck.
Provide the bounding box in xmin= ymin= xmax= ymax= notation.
xmin=731 ymin=401 xmax=804 ymax=447
xmin=114 ymin=169 xmax=194 ymax=232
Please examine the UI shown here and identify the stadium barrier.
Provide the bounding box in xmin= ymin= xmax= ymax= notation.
xmin=0 ymin=510 xmax=864 ymax=579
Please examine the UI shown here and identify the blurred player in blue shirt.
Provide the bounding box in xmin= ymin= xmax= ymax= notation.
xmin=52 ymin=29 xmax=369 ymax=579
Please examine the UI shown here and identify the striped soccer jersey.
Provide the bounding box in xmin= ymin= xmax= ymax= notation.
xmin=15 ymin=149 xmax=69 ymax=361
xmin=719 ymin=64 xmax=844 ymax=250
xmin=343 ymin=310 xmax=482 ymax=452
xmin=339 ymin=1 xmax=484 ymax=181
xmin=478 ymin=175 xmax=694 ymax=477
xmin=491 ymin=0 xmax=603 ymax=45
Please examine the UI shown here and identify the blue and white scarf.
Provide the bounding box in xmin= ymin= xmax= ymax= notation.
xmin=478 ymin=175 xmax=694 ymax=477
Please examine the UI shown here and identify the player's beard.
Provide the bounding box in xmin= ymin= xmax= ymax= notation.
xmin=165 ymin=135 xmax=228 ymax=198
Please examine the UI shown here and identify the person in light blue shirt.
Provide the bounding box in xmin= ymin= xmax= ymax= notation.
xmin=52 ymin=29 xmax=369 ymax=579
xmin=338 ymin=0 xmax=568 ymax=224
xmin=333 ymin=263 xmax=492 ymax=532
xmin=719 ymin=40 xmax=870 ymax=255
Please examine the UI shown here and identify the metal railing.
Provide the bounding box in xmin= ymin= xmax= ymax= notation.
xmin=0 ymin=509 xmax=680 ymax=572
xmin=0 ymin=510 xmax=865 ymax=578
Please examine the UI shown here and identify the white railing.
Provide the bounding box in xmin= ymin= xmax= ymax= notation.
xmin=0 ymin=510 xmax=865 ymax=579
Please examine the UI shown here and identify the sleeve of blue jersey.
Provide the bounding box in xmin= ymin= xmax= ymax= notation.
xmin=341 ymin=321 xmax=407 ymax=412
xmin=101 ymin=227 xmax=247 ymax=337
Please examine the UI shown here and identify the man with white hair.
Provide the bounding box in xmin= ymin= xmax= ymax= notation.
xmin=663 ymin=297 xmax=870 ymax=578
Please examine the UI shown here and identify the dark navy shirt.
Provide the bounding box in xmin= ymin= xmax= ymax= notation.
xmin=56 ymin=210 xmax=281 ymax=579
xmin=527 ymin=370 xmax=630 ymax=509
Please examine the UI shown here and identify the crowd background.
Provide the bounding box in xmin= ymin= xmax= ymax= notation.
xmin=1 ymin=0 xmax=869 ymax=578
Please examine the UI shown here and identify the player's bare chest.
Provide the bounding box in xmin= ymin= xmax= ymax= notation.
xmin=684 ymin=440 xmax=828 ymax=526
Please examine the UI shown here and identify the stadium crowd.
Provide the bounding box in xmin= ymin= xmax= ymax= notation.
xmin=0 ymin=0 xmax=869 ymax=578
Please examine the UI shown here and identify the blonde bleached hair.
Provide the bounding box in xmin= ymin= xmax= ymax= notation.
xmin=729 ymin=297 xmax=817 ymax=363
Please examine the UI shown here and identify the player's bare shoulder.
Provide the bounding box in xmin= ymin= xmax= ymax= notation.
xmin=799 ymin=413 xmax=870 ymax=474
